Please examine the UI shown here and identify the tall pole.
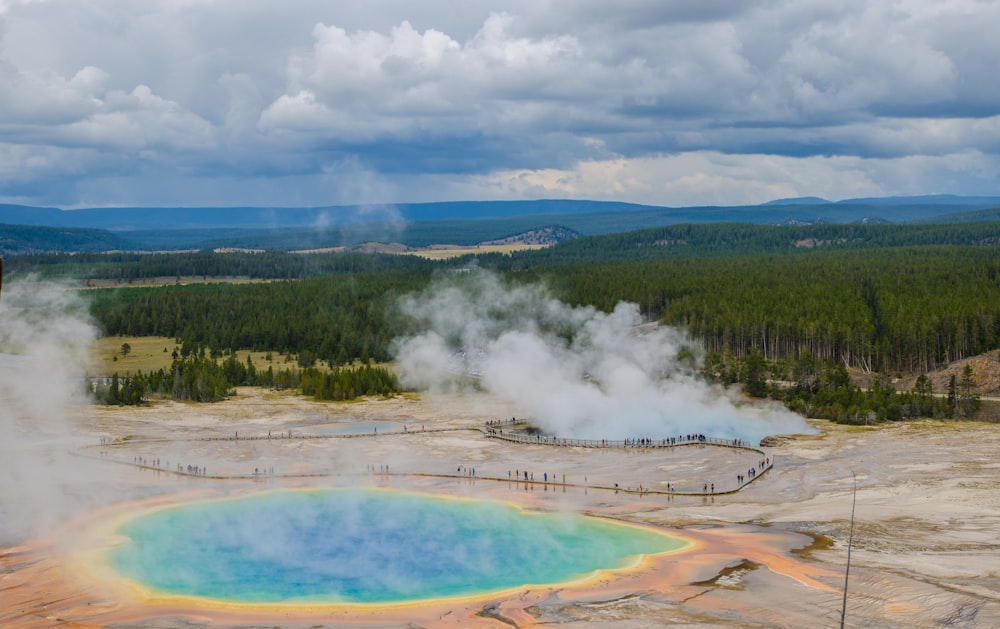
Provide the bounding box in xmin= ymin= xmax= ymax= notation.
xmin=840 ymin=470 xmax=857 ymax=629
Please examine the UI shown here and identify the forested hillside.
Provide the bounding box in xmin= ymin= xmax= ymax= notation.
xmin=519 ymin=247 xmax=1000 ymax=374
xmin=4 ymin=196 xmax=1000 ymax=252
xmin=7 ymin=250 xmax=436 ymax=281
xmin=81 ymin=230 xmax=1000 ymax=376
xmin=0 ymin=223 xmax=135 ymax=255
xmin=90 ymin=270 xmax=434 ymax=365
xmin=9 ymin=221 xmax=1000 ymax=279
xmin=35 ymin=219 xmax=994 ymax=420
xmin=485 ymin=222 xmax=1000 ymax=265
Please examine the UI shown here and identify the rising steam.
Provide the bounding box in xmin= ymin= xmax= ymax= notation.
xmin=393 ymin=271 xmax=812 ymax=442
xmin=0 ymin=278 xmax=98 ymax=544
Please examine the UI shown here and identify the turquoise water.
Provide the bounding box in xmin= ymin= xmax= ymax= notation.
xmin=110 ymin=489 xmax=684 ymax=604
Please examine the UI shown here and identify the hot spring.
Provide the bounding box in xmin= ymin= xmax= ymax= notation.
xmin=110 ymin=488 xmax=687 ymax=604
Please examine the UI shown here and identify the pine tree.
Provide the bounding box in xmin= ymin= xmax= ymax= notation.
xmin=958 ymin=364 xmax=980 ymax=417
xmin=947 ymin=374 xmax=958 ymax=417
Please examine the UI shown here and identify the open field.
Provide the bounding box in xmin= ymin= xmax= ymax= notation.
xmin=93 ymin=336 xmax=296 ymax=376
xmin=1 ymin=387 xmax=998 ymax=628
xmin=67 ymin=243 xmax=549 ymax=286
xmin=81 ymin=275 xmax=278 ymax=289
xmin=93 ymin=335 xmax=178 ymax=373
xmin=293 ymin=242 xmax=550 ymax=258
xmin=404 ymin=243 xmax=549 ymax=259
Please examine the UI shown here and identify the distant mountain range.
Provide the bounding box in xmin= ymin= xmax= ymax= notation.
xmin=762 ymin=194 xmax=1000 ymax=207
xmin=0 ymin=200 xmax=665 ymax=231
xmin=2 ymin=196 xmax=999 ymax=254
xmin=5 ymin=196 xmax=1000 ymax=230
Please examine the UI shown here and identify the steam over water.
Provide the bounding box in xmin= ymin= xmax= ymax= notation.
xmin=0 ymin=278 xmax=97 ymax=544
xmin=111 ymin=489 xmax=685 ymax=603
xmin=394 ymin=271 xmax=813 ymax=443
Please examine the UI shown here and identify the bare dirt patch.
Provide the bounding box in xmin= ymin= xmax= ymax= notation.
xmin=82 ymin=275 xmax=276 ymax=289
xmin=406 ymin=243 xmax=549 ymax=260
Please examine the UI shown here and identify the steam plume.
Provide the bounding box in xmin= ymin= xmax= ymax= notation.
xmin=393 ymin=271 xmax=812 ymax=442
xmin=0 ymin=278 xmax=97 ymax=544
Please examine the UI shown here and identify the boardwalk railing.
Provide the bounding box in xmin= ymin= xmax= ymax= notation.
xmin=82 ymin=423 xmax=773 ymax=496
xmin=483 ymin=430 xmax=756 ymax=450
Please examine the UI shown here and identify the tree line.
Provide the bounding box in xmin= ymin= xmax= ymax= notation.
xmin=78 ymin=223 xmax=1000 ymax=419
xmin=499 ymin=246 xmax=1000 ymax=374
xmin=704 ymin=349 xmax=981 ymax=424
xmin=90 ymin=270 xmax=434 ymax=364
xmin=88 ymin=245 xmax=1000 ymax=378
xmin=485 ymin=221 xmax=1000 ymax=266
xmin=10 ymin=220 xmax=1000 ymax=278
xmin=7 ymin=250 xmax=436 ymax=281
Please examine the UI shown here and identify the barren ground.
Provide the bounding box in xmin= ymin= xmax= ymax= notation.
xmin=1 ymin=388 xmax=999 ymax=628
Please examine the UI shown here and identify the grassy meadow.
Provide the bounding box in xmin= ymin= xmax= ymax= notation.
xmin=93 ymin=336 xmax=296 ymax=377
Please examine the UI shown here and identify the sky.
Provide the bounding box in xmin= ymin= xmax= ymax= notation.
xmin=1 ymin=0 xmax=998 ymax=209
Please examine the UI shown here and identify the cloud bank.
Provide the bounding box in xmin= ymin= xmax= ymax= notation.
xmin=1 ymin=1 xmax=999 ymax=207
xmin=393 ymin=271 xmax=812 ymax=443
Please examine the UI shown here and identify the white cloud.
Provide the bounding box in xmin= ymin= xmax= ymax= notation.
xmin=773 ymin=3 xmax=957 ymax=118
xmin=0 ymin=0 xmax=998 ymax=207
xmin=259 ymin=90 xmax=337 ymax=132
xmin=295 ymin=20 xmax=460 ymax=91
xmin=450 ymin=150 xmax=1000 ymax=206
xmin=0 ymin=59 xmax=103 ymax=124
xmin=62 ymin=85 xmax=217 ymax=152
xmin=267 ymin=13 xmax=582 ymax=134
xmin=0 ymin=0 xmax=43 ymax=16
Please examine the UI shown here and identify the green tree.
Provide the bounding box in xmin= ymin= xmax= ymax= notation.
xmin=947 ymin=374 xmax=958 ymax=417
xmin=108 ymin=373 xmax=120 ymax=404
xmin=958 ymin=364 xmax=981 ymax=418
xmin=743 ymin=348 xmax=768 ymax=397
xmin=912 ymin=374 xmax=934 ymax=417
xmin=298 ymin=349 xmax=316 ymax=368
